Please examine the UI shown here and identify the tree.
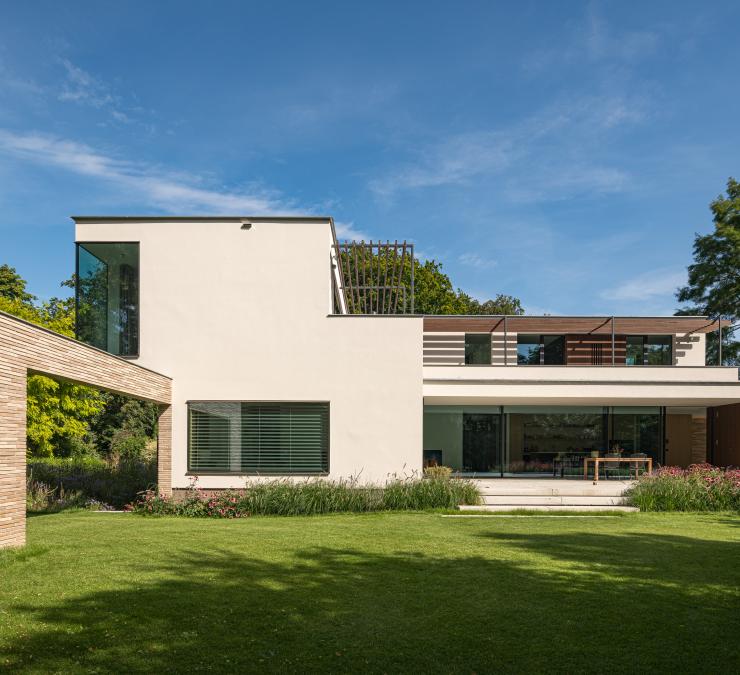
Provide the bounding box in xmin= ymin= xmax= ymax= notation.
xmin=0 ymin=263 xmax=36 ymax=305
xmin=338 ymin=250 xmax=524 ymax=315
xmin=676 ymin=178 xmax=740 ymax=365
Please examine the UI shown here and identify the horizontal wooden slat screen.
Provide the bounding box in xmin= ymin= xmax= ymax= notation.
xmin=189 ymin=402 xmax=329 ymax=474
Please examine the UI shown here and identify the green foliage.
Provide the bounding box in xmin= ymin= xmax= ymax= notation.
xmin=676 ymin=177 xmax=740 ymax=365
xmin=625 ymin=464 xmax=740 ymax=512
xmin=27 ymin=457 xmax=157 ymax=509
xmin=90 ymin=393 xmax=159 ymax=458
xmin=1 ymin=266 xmax=157 ymax=459
xmin=26 ymin=375 xmax=105 ymax=458
xmin=338 ymin=250 xmax=524 ymax=315
xmin=131 ymin=475 xmax=481 ymax=517
xmin=0 ymin=263 xmax=36 ymax=304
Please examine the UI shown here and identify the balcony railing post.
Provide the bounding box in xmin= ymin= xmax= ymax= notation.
xmin=718 ymin=316 xmax=722 ymax=366
xmin=504 ymin=315 xmax=508 ymax=366
xmin=611 ymin=316 xmax=615 ymax=366
xmin=410 ymin=244 xmax=415 ymax=314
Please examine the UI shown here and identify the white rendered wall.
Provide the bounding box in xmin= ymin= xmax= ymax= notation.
xmin=76 ymin=219 xmax=423 ymax=487
xmin=674 ymin=333 xmax=705 ymax=366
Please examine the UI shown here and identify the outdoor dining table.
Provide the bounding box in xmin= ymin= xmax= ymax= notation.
xmin=583 ymin=456 xmax=653 ymax=484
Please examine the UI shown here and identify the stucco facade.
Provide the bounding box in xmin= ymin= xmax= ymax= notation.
xmin=75 ymin=217 xmax=423 ymax=488
xmin=72 ymin=216 xmax=740 ymax=487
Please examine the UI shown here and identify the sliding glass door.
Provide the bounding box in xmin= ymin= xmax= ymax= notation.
xmin=423 ymin=405 xmax=665 ymax=476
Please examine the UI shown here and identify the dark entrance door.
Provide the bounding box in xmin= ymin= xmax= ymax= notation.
xmin=463 ymin=413 xmax=501 ymax=473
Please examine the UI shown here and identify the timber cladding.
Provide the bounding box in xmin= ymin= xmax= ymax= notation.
xmin=708 ymin=403 xmax=740 ymax=466
xmin=566 ymin=334 xmax=627 ymax=366
xmin=423 ymin=316 xmax=724 ymax=335
xmin=0 ymin=311 xmax=172 ymax=548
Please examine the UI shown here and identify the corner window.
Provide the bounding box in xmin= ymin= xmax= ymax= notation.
xmin=465 ymin=333 xmax=491 ymax=365
xmin=517 ymin=335 xmax=565 ymax=365
xmin=188 ymin=402 xmax=329 ymax=474
xmin=76 ymin=243 xmax=139 ymax=357
xmin=625 ymin=336 xmax=672 ymax=366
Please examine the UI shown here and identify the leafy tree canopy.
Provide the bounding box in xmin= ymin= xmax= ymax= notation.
xmin=676 ymin=177 xmax=740 ymax=365
xmin=339 ymin=253 xmax=525 ymax=315
xmin=0 ymin=263 xmax=36 ymax=305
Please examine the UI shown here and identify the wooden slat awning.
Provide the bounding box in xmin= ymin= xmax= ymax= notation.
xmin=423 ymin=316 xmax=729 ymax=334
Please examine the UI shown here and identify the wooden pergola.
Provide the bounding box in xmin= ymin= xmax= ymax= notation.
xmin=0 ymin=311 xmax=172 ymax=548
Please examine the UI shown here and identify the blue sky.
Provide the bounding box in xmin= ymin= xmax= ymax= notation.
xmin=1 ymin=1 xmax=738 ymax=315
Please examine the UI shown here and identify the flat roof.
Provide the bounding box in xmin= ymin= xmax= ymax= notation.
xmin=71 ymin=215 xmax=333 ymax=223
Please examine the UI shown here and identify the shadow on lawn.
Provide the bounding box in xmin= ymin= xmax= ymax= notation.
xmin=5 ymin=530 xmax=740 ymax=673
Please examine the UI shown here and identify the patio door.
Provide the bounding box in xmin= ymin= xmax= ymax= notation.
xmin=463 ymin=413 xmax=502 ymax=474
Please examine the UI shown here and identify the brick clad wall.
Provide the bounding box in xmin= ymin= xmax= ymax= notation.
xmin=0 ymin=364 xmax=26 ymax=549
xmin=157 ymin=405 xmax=172 ymax=496
xmin=690 ymin=417 xmax=708 ymax=464
xmin=0 ymin=311 xmax=171 ymax=548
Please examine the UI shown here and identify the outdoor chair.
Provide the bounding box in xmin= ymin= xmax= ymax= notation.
xmin=604 ymin=452 xmax=626 ymax=480
xmin=553 ymin=453 xmax=581 ymax=478
xmin=629 ymin=453 xmax=649 ymax=478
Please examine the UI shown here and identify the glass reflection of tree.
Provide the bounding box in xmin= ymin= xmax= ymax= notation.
xmin=77 ymin=258 xmax=108 ymax=351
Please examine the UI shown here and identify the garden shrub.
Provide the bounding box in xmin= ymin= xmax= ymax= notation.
xmin=423 ymin=465 xmax=453 ymax=479
xmin=27 ymin=456 xmax=157 ymax=510
xmin=129 ymin=474 xmax=481 ymax=518
xmin=624 ymin=463 xmax=740 ymax=512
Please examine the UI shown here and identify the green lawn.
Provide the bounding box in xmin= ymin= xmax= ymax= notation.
xmin=2 ymin=511 xmax=739 ymax=673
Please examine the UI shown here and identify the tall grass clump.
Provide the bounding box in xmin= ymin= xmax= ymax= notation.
xmin=625 ymin=464 xmax=740 ymax=512
xmin=27 ymin=456 xmax=156 ymax=510
xmin=130 ymin=472 xmax=480 ymax=517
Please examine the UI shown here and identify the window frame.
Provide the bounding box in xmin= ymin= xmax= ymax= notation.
xmin=516 ymin=334 xmax=566 ymax=365
xmin=75 ymin=241 xmax=141 ymax=359
xmin=186 ymin=400 xmax=330 ymax=476
xmin=625 ymin=335 xmax=673 ymax=366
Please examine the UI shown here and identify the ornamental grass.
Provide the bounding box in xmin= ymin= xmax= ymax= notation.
xmin=624 ymin=463 xmax=740 ymax=512
xmin=129 ymin=472 xmax=481 ymax=518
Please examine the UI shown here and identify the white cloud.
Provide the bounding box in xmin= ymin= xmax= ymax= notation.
xmin=457 ymin=253 xmax=497 ymax=270
xmin=370 ymin=94 xmax=646 ymax=201
xmin=334 ymin=220 xmax=370 ymax=241
xmin=600 ymin=269 xmax=686 ymax=302
xmin=58 ymin=58 xmax=114 ymax=108
xmin=523 ymin=6 xmax=659 ymax=73
xmin=0 ymin=129 xmax=296 ymax=214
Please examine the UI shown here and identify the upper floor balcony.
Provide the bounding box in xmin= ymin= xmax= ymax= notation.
xmin=423 ymin=315 xmax=731 ymax=369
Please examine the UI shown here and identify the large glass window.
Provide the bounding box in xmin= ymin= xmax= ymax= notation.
xmin=626 ymin=336 xmax=643 ymax=365
xmin=423 ymin=405 xmax=665 ymax=476
xmin=517 ymin=334 xmax=541 ymax=364
xmin=625 ymin=335 xmax=672 ymax=366
xmin=506 ymin=406 xmax=605 ymax=474
xmin=76 ymin=243 xmax=139 ymax=357
xmin=188 ymin=402 xmax=329 ymax=474
xmin=423 ymin=406 xmax=503 ymax=474
xmin=543 ymin=335 xmax=565 ymax=364
xmin=517 ymin=335 xmax=565 ymax=365
xmin=645 ymin=336 xmax=672 ymax=365
xmin=610 ymin=407 xmax=663 ymax=468
xmin=465 ymin=333 xmax=491 ymax=365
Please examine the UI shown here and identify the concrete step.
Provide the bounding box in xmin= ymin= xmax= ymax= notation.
xmin=476 ymin=487 xmax=628 ymax=497
xmin=471 ymin=480 xmax=632 ymax=498
xmin=459 ymin=504 xmax=639 ymax=513
xmin=481 ymin=495 xmax=626 ymax=506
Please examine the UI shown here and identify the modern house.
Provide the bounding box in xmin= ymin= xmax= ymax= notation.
xmin=72 ymin=215 xmax=740 ymax=490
